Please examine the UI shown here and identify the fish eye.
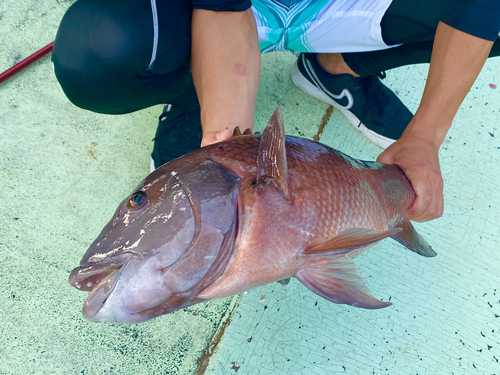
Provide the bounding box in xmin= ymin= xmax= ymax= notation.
xmin=127 ymin=191 xmax=147 ymax=210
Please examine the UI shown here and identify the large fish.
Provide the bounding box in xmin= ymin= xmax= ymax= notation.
xmin=69 ymin=106 xmax=436 ymax=324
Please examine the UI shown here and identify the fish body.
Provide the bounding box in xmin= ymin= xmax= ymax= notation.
xmin=69 ymin=107 xmax=435 ymax=324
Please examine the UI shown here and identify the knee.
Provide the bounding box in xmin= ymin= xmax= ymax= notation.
xmin=52 ymin=0 xmax=151 ymax=112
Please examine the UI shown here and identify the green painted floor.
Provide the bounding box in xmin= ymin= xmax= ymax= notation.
xmin=1 ymin=1 xmax=500 ymax=374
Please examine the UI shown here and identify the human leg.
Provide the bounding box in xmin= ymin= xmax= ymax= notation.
xmin=293 ymin=0 xmax=445 ymax=147
xmin=293 ymin=0 xmax=500 ymax=148
xmin=343 ymin=0 xmax=500 ymax=76
xmin=53 ymin=0 xmax=196 ymax=114
xmin=53 ymin=0 xmax=202 ymax=168
xmin=342 ymin=39 xmax=500 ymax=79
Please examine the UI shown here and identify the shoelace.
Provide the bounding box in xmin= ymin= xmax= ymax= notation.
xmin=359 ymin=75 xmax=392 ymax=123
xmin=153 ymin=105 xmax=201 ymax=142
xmin=153 ymin=104 xmax=202 ymax=159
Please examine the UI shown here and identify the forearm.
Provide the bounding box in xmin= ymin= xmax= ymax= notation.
xmin=191 ymin=8 xmax=260 ymax=144
xmin=406 ymin=21 xmax=493 ymax=145
xmin=378 ymin=22 xmax=494 ymax=222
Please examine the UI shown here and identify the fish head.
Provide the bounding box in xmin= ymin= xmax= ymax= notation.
xmin=69 ymin=159 xmax=240 ymax=323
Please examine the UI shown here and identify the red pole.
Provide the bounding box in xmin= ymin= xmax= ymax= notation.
xmin=0 ymin=42 xmax=54 ymax=85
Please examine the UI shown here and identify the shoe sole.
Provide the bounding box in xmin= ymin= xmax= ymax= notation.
xmin=291 ymin=60 xmax=395 ymax=149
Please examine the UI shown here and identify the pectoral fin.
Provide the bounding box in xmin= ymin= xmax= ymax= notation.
xmin=295 ymin=255 xmax=391 ymax=309
xmin=304 ymin=228 xmax=402 ymax=256
xmin=391 ymin=217 xmax=436 ymax=257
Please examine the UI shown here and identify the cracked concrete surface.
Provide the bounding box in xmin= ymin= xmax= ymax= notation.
xmin=2 ymin=1 xmax=500 ymax=374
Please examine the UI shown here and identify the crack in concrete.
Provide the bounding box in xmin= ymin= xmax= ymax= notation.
xmin=314 ymin=106 xmax=334 ymax=142
xmin=195 ymin=294 xmax=243 ymax=374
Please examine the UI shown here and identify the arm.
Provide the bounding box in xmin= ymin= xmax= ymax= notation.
xmin=377 ymin=21 xmax=493 ymax=222
xmin=191 ymin=8 xmax=261 ymax=147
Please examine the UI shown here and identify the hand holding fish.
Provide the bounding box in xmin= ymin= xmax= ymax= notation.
xmin=378 ymin=22 xmax=493 ymax=222
xmin=377 ymin=129 xmax=443 ymax=222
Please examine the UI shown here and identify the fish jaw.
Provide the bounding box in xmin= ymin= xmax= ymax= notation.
xmin=71 ymin=251 xmax=195 ymax=324
xmin=82 ymin=268 xmax=122 ymax=321
xmin=69 ymin=253 xmax=137 ymax=323
xmin=81 ymin=255 xmax=173 ymax=323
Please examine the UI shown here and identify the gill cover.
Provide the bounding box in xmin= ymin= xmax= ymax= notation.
xmin=120 ymin=159 xmax=240 ymax=320
xmin=155 ymin=159 xmax=241 ymax=299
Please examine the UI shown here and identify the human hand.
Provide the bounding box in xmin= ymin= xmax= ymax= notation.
xmin=377 ymin=132 xmax=443 ymax=222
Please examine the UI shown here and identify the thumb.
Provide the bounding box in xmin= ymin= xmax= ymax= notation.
xmin=376 ymin=149 xmax=393 ymax=164
xmin=201 ymin=128 xmax=232 ymax=147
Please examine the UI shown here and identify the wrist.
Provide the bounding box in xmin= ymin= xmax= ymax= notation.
xmin=402 ymin=112 xmax=450 ymax=148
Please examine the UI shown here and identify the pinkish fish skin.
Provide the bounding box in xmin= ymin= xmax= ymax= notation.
xmin=69 ymin=106 xmax=435 ymax=324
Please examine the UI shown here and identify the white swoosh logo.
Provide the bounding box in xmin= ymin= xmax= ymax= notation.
xmin=303 ymin=55 xmax=354 ymax=110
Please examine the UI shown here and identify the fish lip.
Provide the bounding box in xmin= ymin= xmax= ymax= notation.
xmin=69 ymin=253 xmax=134 ymax=292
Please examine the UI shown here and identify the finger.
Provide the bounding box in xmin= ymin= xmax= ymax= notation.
xmin=408 ymin=187 xmax=444 ymax=221
xmin=200 ymin=128 xmax=232 ymax=147
xmin=406 ymin=195 xmax=431 ymax=222
xmin=376 ymin=144 xmax=398 ymax=164
xmin=200 ymin=132 xmax=218 ymax=147
xmin=216 ymin=128 xmax=233 ymax=142
xmin=376 ymin=151 xmax=392 ymax=165
xmin=406 ymin=175 xmax=444 ymax=222
xmin=408 ymin=197 xmax=444 ymax=222
xmin=403 ymin=165 xmax=432 ymax=219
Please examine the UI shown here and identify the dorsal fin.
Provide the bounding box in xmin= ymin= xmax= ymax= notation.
xmin=257 ymin=105 xmax=288 ymax=197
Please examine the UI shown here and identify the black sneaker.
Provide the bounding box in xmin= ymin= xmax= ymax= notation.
xmin=291 ymin=53 xmax=413 ymax=149
xmin=150 ymin=103 xmax=202 ymax=171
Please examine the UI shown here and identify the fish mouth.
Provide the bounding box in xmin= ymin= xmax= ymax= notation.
xmin=69 ymin=253 xmax=133 ymax=320
xmin=69 ymin=253 xmax=132 ymax=291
